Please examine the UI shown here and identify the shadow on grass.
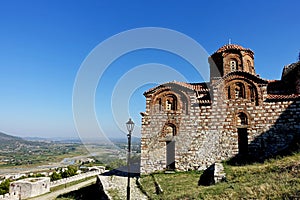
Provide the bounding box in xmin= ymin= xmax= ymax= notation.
xmin=56 ymin=184 xmax=109 ymax=200
xmin=102 ymin=162 xmax=140 ymax=177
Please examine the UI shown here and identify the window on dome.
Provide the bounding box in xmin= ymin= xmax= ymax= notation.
xmin=247 ymin=60 xmax=252 ymax=72
xmin=230 ymin=60 xmax=237 ymax=71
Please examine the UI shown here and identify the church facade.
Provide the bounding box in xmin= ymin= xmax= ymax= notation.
xmin=140 ymin=44 xmax=300 ymax=174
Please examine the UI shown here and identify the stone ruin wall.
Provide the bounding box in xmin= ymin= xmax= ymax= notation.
xmin=9 ymin=177 xmax=50 ymax=199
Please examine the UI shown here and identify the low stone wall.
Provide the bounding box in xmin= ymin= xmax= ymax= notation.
xmin=97 ymin=174 xmax=147 ymax=200
xmin=0 ymin=192 xmax=19 ymax=200
xmin=50 ymin=169 xmax=105 ymax=188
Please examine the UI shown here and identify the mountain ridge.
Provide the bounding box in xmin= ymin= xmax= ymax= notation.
xmin=0 ymin=131 xmax=24 ymax=141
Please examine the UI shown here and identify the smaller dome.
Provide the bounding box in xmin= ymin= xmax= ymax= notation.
xmin=215 ymin=44 xmax=253 ymax=54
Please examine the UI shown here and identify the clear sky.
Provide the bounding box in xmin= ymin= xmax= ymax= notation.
xmin=0 ymin=0 xmax=299 ymax=139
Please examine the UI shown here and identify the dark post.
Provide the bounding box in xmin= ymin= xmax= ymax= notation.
xmin=127 ymin=131 xmax=131 ymax=200
xmin=18 ymin=186 xmax=21 ymax=200
xmin=126 ymin=118 xmax=134 ymax=200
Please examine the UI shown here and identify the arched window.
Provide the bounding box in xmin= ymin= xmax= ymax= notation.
xmin=237 ymin=112 xmax=248 ymax=125
xmin=165 ymin=126 xmax=174 ymax=137
xmin=165 ymin=95 xmax=177 ymax=111
xmin=230 ymin=60 xmax=237 ymax=71
xmin=247 ymin=60 xmax=251 ymax=69
xmin=249 ymin=86 xmax=255 ymax=102
xmin=166 ymin=100 xmax=172 ymax=110
xmin=234 ymin=82 xmax=245 ymax=99
xmin=158 ymin=98 xmax=162 ymax=111
xmin=163 ymin=124 xmax=176 ymax=138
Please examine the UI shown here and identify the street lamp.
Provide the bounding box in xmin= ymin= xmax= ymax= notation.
xmin=126 ymin=118 xmax=134 ymax=200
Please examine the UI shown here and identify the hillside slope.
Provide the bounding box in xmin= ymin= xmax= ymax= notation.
xmin=0 ymin=132 xmax=23 ymax=141
xmin=0 ymin=132 xmax=81 ymax=167
xmin=140 ymin=152 xmax=300 ymax=199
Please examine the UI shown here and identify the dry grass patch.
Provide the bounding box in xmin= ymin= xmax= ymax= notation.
xmin=140 ymin=153 xmax=300 ymax=199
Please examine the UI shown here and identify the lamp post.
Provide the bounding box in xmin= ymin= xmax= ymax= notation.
xmin=126 ymin=118 xmax=134 ymax=200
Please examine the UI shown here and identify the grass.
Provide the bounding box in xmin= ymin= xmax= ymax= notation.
xmin=107 ymin=188 xmax=122 ymax=200
xmin=140 ymin=152 xmax=300 ymax=199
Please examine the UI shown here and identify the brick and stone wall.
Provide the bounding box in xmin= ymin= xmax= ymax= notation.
xmin=140 ymin=45 xmax=300 ymax=175
xmin=141 ymin=84 xmax=300 ymax=174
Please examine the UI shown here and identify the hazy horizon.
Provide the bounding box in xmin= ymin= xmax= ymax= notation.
xmin=0 ymin=0 xmax=299 ymax=139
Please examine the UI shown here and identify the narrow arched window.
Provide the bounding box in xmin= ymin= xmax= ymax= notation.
xmin=166 ymin=100 xmax=172 ymax=110
xmin=249 ymin=86 xmax=255 ymax=102
xmin=238 ymin=112 xmax=248 ymax=125
xmin=158 ymin=98 xmax=162 ymax=111
xmin=165 ymin=95 xmax=177 ymax=111
xmin=246 ymin=60 xmax=252 ymax=73
xmin=234 ymin=82 xmax=245 ymax=99
xmin=163 ymin=124 xmax=177 ymax=138
xmin=230 ymin=60 xmax=237 ymax=71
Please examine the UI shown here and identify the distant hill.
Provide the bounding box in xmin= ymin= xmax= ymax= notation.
xmin=0 ymin=131 xmax=43 ymax=151
xmin=0 ymin=132 xmax=23 ymax=141
xmin=0 ymin=132 xmax=82 ymax=167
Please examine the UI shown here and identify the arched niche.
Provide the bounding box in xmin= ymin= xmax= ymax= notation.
xmin=151 ymin=89 xmax=190 ymax=114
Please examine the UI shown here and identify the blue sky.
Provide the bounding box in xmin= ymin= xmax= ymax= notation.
xmin=0 ymin=0 xmax=299 ymax=139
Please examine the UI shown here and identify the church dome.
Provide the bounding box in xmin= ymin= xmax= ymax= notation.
xmin=210 ymin=43 xmax=256 ymax=78
xmin=214 ymin=44 xmax=254 ymax=55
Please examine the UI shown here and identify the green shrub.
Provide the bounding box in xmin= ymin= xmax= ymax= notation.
xmin=0 ymin=179 xmax=10 ymax=195
xmin=50 ymin=171 xmax=62 ymax=181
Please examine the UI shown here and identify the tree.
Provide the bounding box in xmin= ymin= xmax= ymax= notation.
xmin=61 ymin=165 xmax=78 ymax=178
xmin=50 ymin=172 xmax=62 ymax=181
xmin=0 ymin=179 xmax=10 ymax=195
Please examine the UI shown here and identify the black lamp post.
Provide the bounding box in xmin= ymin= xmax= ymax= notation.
xmin=126 ymin=118 xmax=134 ymax=200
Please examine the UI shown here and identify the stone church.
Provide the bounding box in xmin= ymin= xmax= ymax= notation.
xmin=140 ymin=44 xmax=300 ymax=174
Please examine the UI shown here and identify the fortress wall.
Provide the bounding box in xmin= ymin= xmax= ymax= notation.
xmin=50 ymin=168 xmax=105 ymax=188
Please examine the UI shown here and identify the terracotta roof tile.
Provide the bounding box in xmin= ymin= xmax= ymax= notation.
xmin=267 ymin=94 xmax=300 ymax=100
xmin=166 ymin=81 xmax=209 ymax=92
xmin=215 ymin=44 xmax=253 ymax=54
xmin=143 ymin=81 xmax=210 ymax=95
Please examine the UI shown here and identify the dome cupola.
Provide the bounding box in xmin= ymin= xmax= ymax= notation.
xmin=209 ymin=44 xmax=255 ymax=79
